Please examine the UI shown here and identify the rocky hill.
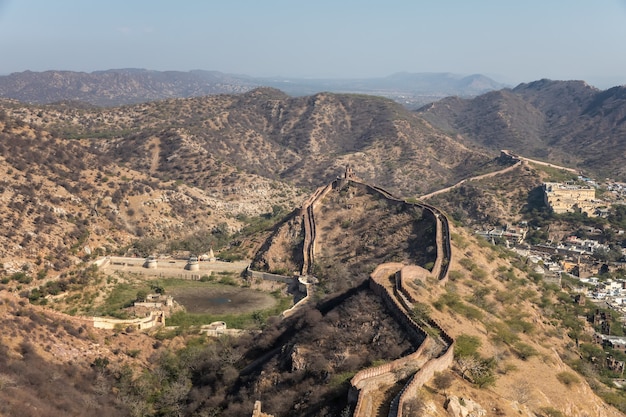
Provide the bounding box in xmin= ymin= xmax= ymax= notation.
xmin=0 ymin=109 xmax=303 ymax=271
xmin=3 ymin=83 xmax=625 ymax=416
xmin=418 ymin=79 xmax=626 ymax=179
xmin=245 ymin=179 xmax=626 ymax=417
xmin=0 ymin=87 xmax=504 ymax=282
xmin=0 ymin=69 xmax=506 ymax=108
xmin=2 ymin=89 xmax=495 ymax=198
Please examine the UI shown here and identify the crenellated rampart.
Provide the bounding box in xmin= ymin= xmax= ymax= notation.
xmin=360 ymin=182 xmax=451 ymax=283
xmin=341 ymin=182 xmax=455 ymax=417
xmin=350 ymin=262 xmax=454 ymax=417
xmin=250 ymin=174 xmax=456 ymax=417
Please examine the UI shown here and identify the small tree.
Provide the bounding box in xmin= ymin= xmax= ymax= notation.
xmin=136 ymin=290 xmax=148 ymax=302
xmin=433 ymin=371 xmax=453 ymax=395
xmin=454 ymin=334 xmax=481 ymax=357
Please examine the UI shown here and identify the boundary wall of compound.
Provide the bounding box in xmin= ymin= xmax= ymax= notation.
xmin=92 ymin=311 xmax=165 ymax=330
xmin=245 ymin=268 xmax=314 ymax=318
xmin=246 ymin=269 xmax=293 ymax=284
xmin=22 ymin=303 xmax=165 ymax=331
xmin=93 ymin=256 xmax=111 ymax=269
xmin=281 ymin=278 xmax=314 ymax=318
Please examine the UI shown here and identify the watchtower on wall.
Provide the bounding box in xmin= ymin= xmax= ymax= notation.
xmin=335 ymin=165 xmax=357 ymax=190
xmin=345 ymin=165 xmax=355 ymax=179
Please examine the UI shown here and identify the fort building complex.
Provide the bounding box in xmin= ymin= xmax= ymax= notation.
xmin=544 ymin=182 xmax=598 ymax=216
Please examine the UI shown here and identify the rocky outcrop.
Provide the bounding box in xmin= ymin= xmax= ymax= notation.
xmin=445 ymin=396 xmax=486 ymax=417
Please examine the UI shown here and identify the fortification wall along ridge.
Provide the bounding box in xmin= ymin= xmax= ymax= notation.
xmin=340 ymin=181 xmax=454 ymax=417
xmin=249 ymin=172 xmax=455 ymax=417
xmin=349 ymin=260 xmax=454 ymax=417
xmin=301 ymin=182 xmax=334 ymax=275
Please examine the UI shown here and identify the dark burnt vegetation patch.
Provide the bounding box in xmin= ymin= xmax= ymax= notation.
xmin=0 ymin=348 xmax=127 ymax=417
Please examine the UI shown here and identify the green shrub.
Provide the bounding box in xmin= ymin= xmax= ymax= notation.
xmin=487 ymin=322 xmax=520 ymax=345
xmin=448 ymin=270 xmax=463 ymax=281
xmin=199 ymin=274 xmax=214 ymax=282
xmin=433 ymin=292 xmax=460 ymax=310
xmin=459 ymin=258 xmax=476 ymax=271
xmin=218 ymin=276 xmax=237 ymax=286
xmin=451 ymin=233 xmax=468 ymax=249
xmin=505 ymin=317 xmax=535 ymax=334
xmin=513 ymin=342 xmax=538 ymax=360
xmin=11 ymin=272 xmax=32 ymax=284
xmin=127 ymin=349 xmax=142 ymax=358
xmin=538 ymin=406 xmax=564 ymax=417
xmin=556 ymin=371 xmax=580 ymax=387
xmin=471 ymin=267 xmax=487 ymax=281
xmin=455 ymin=334 xmax=481 ymax=358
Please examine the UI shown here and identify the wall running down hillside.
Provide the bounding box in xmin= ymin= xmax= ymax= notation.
xmin=293 ymin=168 xmax=456 ymax=416
xmin=248 ymin=168 xmax=456 ymax=417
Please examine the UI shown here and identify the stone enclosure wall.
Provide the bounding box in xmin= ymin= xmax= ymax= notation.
xmin=92 ymin=310 xmax=165 ymax=330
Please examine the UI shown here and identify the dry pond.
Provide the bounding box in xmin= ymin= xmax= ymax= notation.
xmin=167 ymin=285 xmax=277 ymax=315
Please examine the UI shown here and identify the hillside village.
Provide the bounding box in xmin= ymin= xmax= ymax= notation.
xmin=475 ymin=175 xmax=626 ymax=368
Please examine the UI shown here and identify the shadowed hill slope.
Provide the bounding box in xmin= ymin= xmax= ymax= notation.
xmin=417 ymin=79 xmax=626 ymax=180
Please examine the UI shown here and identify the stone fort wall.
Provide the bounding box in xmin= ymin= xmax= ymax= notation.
xmin=342 ymin=183 xmax=455 ymax=417
xmin=248 ymin=174 xmax=455 ymax=417
xmin=348 ymin=262 xmax=454 ymax=417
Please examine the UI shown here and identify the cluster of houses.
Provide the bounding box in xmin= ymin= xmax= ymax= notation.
xmin=475 ymin=223 xmax=527 ymax=245
xmin=606 ymin=181 xmax=626 ymax=200
xmin=475 ymin=177 xmax=626 ymax=373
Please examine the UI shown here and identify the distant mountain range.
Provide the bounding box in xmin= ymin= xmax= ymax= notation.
xmin=0 ymin=69 xmax=506 ymax=107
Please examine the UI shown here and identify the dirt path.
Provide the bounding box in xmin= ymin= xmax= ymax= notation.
xmin=148 ymin=137 xmax=160 ymax=175
xmin=504 ymin=150 xmax=579 ymax=174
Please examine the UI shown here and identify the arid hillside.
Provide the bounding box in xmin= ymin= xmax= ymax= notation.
xmin=1 ymin=170 xmax=625 ymax=416
xmin=2 ymin=85 xmax=625 ymax=417
xmin=2 ymin=88 xmax=495 ymax=197
xmin=0 ymin=110 xmax=303 ymax=272
xmin=0 ymin=290 xmax=186 ymax=417
xmin=243 ymin=178 xmax=626 ymax=416
xmin=418 ymin=79 xmax=626 ymax=180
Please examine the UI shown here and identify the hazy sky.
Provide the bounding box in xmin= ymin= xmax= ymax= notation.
xmin=2 ymin=0 xmax=626 ymax=88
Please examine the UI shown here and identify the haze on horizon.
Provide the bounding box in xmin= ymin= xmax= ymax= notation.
xmin=1 ymin=0 xmax=626 ymax=89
